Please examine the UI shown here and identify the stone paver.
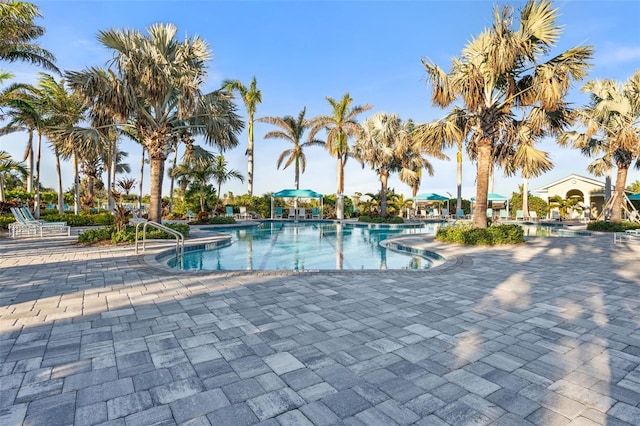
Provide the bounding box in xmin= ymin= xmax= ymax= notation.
xmin=1 ymin=229 xmax=640 ymax=425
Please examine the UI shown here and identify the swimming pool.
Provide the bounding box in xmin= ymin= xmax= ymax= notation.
xmin=166 ymin=221 xmax=444 ymax=271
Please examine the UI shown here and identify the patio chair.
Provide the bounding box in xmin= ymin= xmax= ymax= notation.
xmin=275 ymin=207 xmax=283 ymax=219
xmin=297 ymin=208 xmax=306 ymax=220
xmin=456 ymin=208 xmax=465 ymax=219
xmin=226 ymin=206 xmax=234 ymax=218
xmin=238 ymin=206 xmax=250 ymax=219
xmin=550 ymin=210 xmax=561 ymax=220
xmin=528 ymin=211 xmax=539 ymax=221
xmin=311 ymin=207 xmax=320 ymax=219
xmin=288 ymin=208 xmax=296 ymax=219
xmin=515 ymin=210 xmax=524 ymax=221
xmin=9 ymin=207 xmax=70 ymax=238
xmin=499 ymin=209 xmax=508 ymax=221
xmin=441 ymin=208 xmax=450 ymax=219
xmin=419 ymin=209 xmax=427 ymax=219
xmin=20 ymin=206 xmax=67 ymax=228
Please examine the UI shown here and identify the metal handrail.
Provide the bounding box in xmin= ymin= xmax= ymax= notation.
xmin=135 ymin=221 xmax=185 ymax=264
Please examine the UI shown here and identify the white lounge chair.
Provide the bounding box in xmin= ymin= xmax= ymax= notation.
xmin=297 ymin=208 xmax=306 ymax=220
xmin=239 ymin=206 xmax=250 ymax=219
xmin=515 ymin=210 xmax=525 ymax=221
xmin=528 ymin=211 xmax=539 ymax=221
xmin=9 ymin=207 xmax=70 ymax=238
xmin=288 ymin=208 xmax=295 ymax=219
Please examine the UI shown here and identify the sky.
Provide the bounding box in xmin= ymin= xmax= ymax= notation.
xmin=2 ymin=0 xmax=640 ymax=202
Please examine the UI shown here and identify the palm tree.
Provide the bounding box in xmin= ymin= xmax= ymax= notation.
xmin=0 ymin=0 xmax=58 ymax=72
xmin=0 ymin=150 xmax=26 ymax=202
xmin=67 ymin=23 xmax=243 ymax=222
xmin=310 ymin=93 xmax=372 ymax=219
xmin=257 ymin=107 xmax=324 ymax=189
xmin=223 ymin=76 xmax=262 ymax=196
xmin=210 ymin=154 xmax=244 ymax=207
xmin=354 ymin=113 xmax=409 ymax=216
xmin=415 ymin=107 xmax=470 ymax=210
xmin=116 ymin=177 xmax=136 ymax=195
xmin=400 ymin=119 xmax=447 ymax=198
xmin=422 ymin=0 xmax=593 ymax=228
xmin=559 ymin=71 xmax=640 ymax=223
xmin=38 ymin=74 xmax=87 ymax=215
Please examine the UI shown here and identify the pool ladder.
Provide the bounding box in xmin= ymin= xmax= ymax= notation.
xmin=135 ymin=221 xmax=185 ymax=265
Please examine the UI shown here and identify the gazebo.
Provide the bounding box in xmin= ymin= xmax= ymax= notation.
xmin=270 ymin=189 xmax=323 ymax=219
xmin=471 ymin=193 xmax=510 ymax=216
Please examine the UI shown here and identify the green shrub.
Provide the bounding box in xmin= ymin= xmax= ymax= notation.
xmin=207 ymin=216 xmax=237 ymax=225
xmin=0 ymin=215 xmax=15 ymax=229
xmin=436 ymin=223 xmax=524 ymax=245
xmin=78 ymin=223 xmax=190 ymax=244
xmin=358 ymin=215 xmax=404 ymax=224
xmin=587 ymin=221 xmax=640 ymax=232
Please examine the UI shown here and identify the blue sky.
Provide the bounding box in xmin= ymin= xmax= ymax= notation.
xmin=2 ymin=0 xmax=640 ymax=201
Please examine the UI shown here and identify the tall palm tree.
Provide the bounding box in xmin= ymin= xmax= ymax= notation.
xmin=558 ymin=71 xmax=640 ymax=223
xmin=422 ymin=0 xmax=593 ymax=228
xmin=354 ymin=113 xmax=408 ymax=216
xmin=67 ymin=23 xmax=243 ymax=222
xmin=310 ymin=93 xmax=372 ymax=219
xmin=210 ymin=154 xmax=244 ymax=206
xmin=223 ymin=76 xmax=262 ymax=196
xmin=0 ymin=0 xmax=58 ymax=72
xmin=415 ymin=107 xmax=470 ymax=210
xmin=0 ymin=150 xmax=26 ymax=202
xmin=257 ymin=107 xmax=324 ymax=189
xmin=38 ymin=73 xmax=88 ymax=215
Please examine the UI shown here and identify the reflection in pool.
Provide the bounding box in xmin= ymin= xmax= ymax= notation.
xmin=167 ymin=221 xmax=444 ymax=271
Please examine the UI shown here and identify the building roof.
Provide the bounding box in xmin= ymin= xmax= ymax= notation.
xmin=534 ymin=174 xmax=605 ymax=193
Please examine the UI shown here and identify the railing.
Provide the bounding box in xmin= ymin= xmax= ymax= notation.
xmin=135 ymin=221 xmax=184 ymax=265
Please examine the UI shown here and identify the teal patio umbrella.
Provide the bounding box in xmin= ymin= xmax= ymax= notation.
xmin=412 ymin=193 xmax=448 ymax=201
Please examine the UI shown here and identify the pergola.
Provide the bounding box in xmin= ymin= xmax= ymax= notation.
xmin=270 ymin=189 xmax=324 ymax=219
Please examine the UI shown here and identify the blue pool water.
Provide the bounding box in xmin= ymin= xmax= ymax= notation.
xmin=167 ymin=221 xmax=444 ymax=271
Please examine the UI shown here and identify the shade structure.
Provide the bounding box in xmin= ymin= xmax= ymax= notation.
xmin=270 ymin=189 xmax=323 ymax=219
xmin=470 ymin=193 xmax=509 ymax=202
xmin=272 ymin=189 xmax=323 ymax=198
xmin=628 ymin=193 xmax=640 ymax=201
xmin=412 ymin=193 xmax=449 ymax=201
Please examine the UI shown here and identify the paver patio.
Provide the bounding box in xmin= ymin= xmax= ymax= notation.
xmin=1 ymin=228 xmax=639 ymax=425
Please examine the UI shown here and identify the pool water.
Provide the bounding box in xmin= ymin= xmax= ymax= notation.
xmin=167 ymin=221 xmax=443 ymax=271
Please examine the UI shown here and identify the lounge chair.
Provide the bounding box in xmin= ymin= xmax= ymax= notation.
xmin=528 ymin=211 xmax=538 ymax=221
xmin=238 ymin=206 xmax=249 ymax=219
xmin=441 ymin=208 xmax=450 ymax=219
xmin=311 ymin=207 xmax=320 ymax=219
xmin=515 ymin=210 xmax=524 ymax=221
xmin=297 ymin=208 xmax=306 ymax=220
xmin=226 ymin=206 xmax=234 ymax=218
xmin=275 ymin=207 xmax=283 ymax=219
xmin=419 ymin=209 xmax=427 ymax=219
xmin=499 ymin=209 xmax=508 ymax=221
xmin=186 ymin=210 xmax=196 ymax=220
xmin=456 ymin=208 xmax=465 ymax=219
xmin=550 ymin=210 xmax=560 ymax=220
xmin=288 ymin=208 xmax=295 ymax=219
xmin=486 ymin=208 xmax=493 ymax=219
xmin=9 ymin=207 xmax=70 ymax=238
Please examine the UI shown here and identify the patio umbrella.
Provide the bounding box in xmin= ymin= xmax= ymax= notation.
xmin=412 ymin=193 xmax=449 ymax=201
xmin=628 ymin=193 xmax=640 ymax=201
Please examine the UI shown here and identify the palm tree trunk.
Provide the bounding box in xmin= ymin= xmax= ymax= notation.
xmin=456 ymin=148 xmax=462 ymax=211
xmin=336 ymin=157 xmax=344 ymax=219
xmin=138 ymin=145 xmax=145 ymax=210
xmin=611 ymin=165 xmax=629 ymax=223
xmin=294 ymin=158 xmax=300 ymax=190
xmin=55 ymin=149 xmax=63 ymax=214
xmin=34 ymin=133 xmax=42 ymax=219
xmin=109 ymin=142 xmax=117 ymax=211
xmin=169 ymin=142 xmax=178 ymax=212
xmin=73 ymin=150 xmax=80 ymax=214
xmin=0 ymin=175 xmax=5 ymax=202
xmin=473 ymin=141 xmax=492 ymax=228
xmin=149 ymin=156 xmax=165 ymax=223
xmin=247 ymin=115 xmax=254 ymax=196
xmin=522 ymin=177 xmax=529 ymax=217
xmin=26 ymin=130 xmax=34 ymax=193
xmin=380 ymin=171 xmax=388 ymax=216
